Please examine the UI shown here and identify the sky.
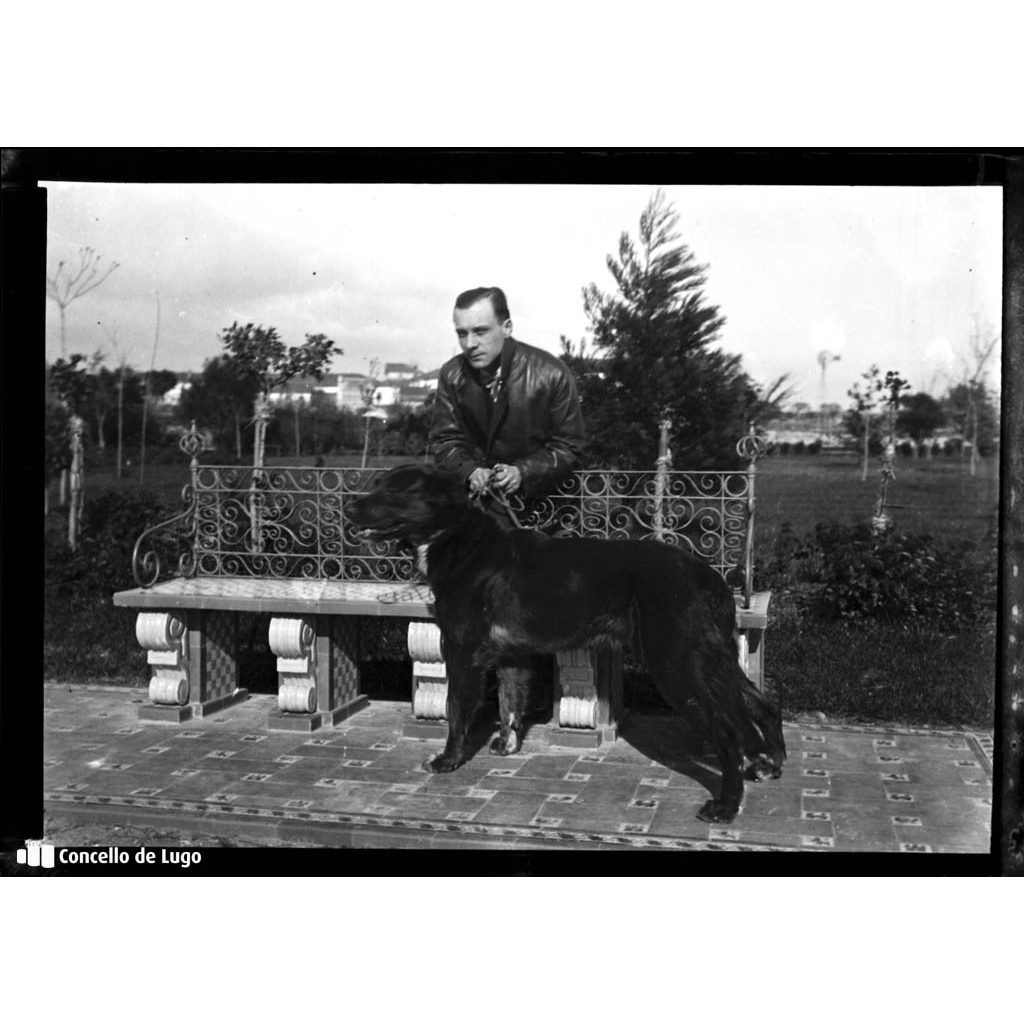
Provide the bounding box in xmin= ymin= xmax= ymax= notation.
xmin=43 ymin=182 xmax=1003 ymax=409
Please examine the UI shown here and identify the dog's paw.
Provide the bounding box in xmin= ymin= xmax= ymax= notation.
xmin=423 ymin=753 xmax=463 ymax=773
xmin=489 ymin=730 xmax=522 ymax=756
xmin=697 ymin=799 xmax=740 ymax=823
xmin=745 ymin=754 xmax=784 ymax=782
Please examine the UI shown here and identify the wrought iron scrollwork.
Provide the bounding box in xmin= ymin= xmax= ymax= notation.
xmin=131 ymin=501 xmax=200 ymax=587
xmin=736 ymin=423 xmax=768 ymax=466
xmin=513 ymin=468 xmax=754 ymax=584
xmin=131 ymin=431 xmax=761 ymax=592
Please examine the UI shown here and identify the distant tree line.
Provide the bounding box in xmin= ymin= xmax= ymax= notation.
xmin=843 ymin=373 xmax=998 ymax=458
xmin=44 ymin=352 xmax=436 ymax=479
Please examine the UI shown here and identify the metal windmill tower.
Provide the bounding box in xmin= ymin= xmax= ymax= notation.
xmin=817 ymin=350 xmax=841 ymax=433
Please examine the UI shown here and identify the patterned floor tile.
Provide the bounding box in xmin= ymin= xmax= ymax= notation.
xmin=515 ymin=755 xmax=585 ymax=779
xmin=42 ymin=687 xmax=994 ymax=852
xmin=467 ymin=792 xmax=548 ymax=826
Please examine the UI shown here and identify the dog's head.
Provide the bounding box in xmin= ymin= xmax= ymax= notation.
xmin=347 ymin=464 xmax=469 ymax=545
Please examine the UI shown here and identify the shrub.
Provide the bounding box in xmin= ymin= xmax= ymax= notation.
xmin=46 ymin=489 xmax=171 ymax=595
xmin=758 ymin=520 xmax=993 ymax=629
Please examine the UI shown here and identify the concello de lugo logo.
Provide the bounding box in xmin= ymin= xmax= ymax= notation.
xmin=17 ymin=841 xmax=55 ymax=868
xmin=14 ymin=842 xmax=202 ymax=869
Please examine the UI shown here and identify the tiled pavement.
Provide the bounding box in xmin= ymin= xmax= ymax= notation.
xmin=43 ymin=684 xmax=994 ymax=852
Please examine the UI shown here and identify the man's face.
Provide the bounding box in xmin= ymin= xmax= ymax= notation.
xmin=453 ymin=298 xmax=512 ymax=370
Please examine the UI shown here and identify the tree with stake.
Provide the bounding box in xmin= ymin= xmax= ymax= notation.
xmin=220 ymin=322 xmax=337 ymax=466
xmin=218 ymin=323 xmax=337 ymax=548
xmin=48 ymin=355 xmax=90 ymax=550
xmin=872 ymin=370 xmax=910 ymax=535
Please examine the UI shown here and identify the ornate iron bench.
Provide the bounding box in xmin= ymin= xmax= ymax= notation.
xmin=113 ymin=425 xmax=770 ymax=743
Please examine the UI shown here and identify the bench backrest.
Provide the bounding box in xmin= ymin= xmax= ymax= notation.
xmin=132 ymin=429 xmax=767 ymax=604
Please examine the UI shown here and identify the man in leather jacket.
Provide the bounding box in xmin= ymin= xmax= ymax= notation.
xmin=430 ymin=286 xmax=585 ymax=518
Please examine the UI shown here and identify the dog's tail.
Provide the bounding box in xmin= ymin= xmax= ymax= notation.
xmin=698 ymin=568 xmax=786 ymax=766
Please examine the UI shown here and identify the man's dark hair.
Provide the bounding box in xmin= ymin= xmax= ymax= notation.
xmin=454 ymin=286 xmax=510 ymax=323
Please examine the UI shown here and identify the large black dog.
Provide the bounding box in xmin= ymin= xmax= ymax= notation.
xmin=348 ymin=465 xmax=786 ymax=822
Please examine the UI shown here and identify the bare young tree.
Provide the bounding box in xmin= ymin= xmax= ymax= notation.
xmin=848 ymin=365 xmax=885 ymax=482
xmin=46 ymin=247 xmax=121 ymax=358
xmin=48 ymin=355 xmax=90 ymax=550
xmin=102 ymin=322 xmax=130 ymax=479
xmin=46 ymin=247 xmax=120 ymax=500
xmin=959 ymin=319 xmax=999 ymax=477
xmin=139 ymin=292 xmax=160 ymax=486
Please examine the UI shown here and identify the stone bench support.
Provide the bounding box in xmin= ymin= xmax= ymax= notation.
xmin=135 ymin=609 xmax=249 ymax=723
xmin=550 ymin=646 xmax=624 ymax=746
xmin=116 ymin=580 xmax=768 ymax=739
xmin=265 ymin=614 xmax=368 ymax=732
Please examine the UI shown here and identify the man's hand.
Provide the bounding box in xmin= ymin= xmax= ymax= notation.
xmin=468 ymin=467 xmax=493 ymax=496
xmin=491 ymin=463 xmax=523 ymax=495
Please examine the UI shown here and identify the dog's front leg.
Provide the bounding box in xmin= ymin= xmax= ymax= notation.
xmin=423 ymin=643 xmax=483 ymax=773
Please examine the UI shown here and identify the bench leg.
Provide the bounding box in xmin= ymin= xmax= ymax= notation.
xmin=550 ymin=646 xmax=624 ymax=747
xmin=135 ymin=610 xmax=249 ymax=723
xmin=265 ymin=615 xmax=368 ymax=732
xmin=738 ymin=629 xmax=765 ymax=691
xmin=404 ymin=621 xmax=449 ymax=738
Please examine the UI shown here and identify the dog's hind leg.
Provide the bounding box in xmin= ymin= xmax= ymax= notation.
xmin=695 ymin=713 xmax=746 ymax=823
xmin=491 ymin=660 xmax=532 ymax=756
xmin=423 ymin=643 xmax=486 ymax=773
xmin=637 ymin=613 xmax=746 ymax=822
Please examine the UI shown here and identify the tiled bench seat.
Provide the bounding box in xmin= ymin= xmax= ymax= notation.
xmin=114 ymin=576 xmax=769 ymax=738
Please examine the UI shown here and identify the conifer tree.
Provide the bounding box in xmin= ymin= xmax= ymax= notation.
xmin=573 ymin=190 xmax=754 ymax=469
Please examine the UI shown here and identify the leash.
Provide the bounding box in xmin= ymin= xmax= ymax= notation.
xmin=470 ymin=476 xmax=529 ymax=529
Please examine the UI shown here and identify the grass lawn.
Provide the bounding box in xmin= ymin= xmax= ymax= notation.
xmin=753 ymin=453 xmax=1000 ymax=546
xmin=44 ymin=451 xmax=1000 ymax=730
